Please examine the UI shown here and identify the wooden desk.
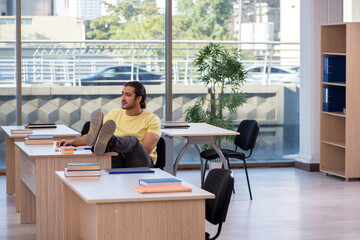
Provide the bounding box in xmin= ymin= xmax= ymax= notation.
xmin=56 ymin=169 xmax=214 ymax=240
xmin=16 ymin=142 xmax=115 ymax=240
xmin=1 ymin=125 xmax=80 ymax=197
xmin=162 ymin=123 xmax=239 ymax=182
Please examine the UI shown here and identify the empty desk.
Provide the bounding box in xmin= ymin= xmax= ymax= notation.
xmin=56 ymin=169 xmax=214 ymax=240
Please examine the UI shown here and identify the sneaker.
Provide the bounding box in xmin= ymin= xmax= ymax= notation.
xmin=86 ymin=111 xmax=104 ymax=146
xmin=94 ymin=120 xmax=116 ymax=155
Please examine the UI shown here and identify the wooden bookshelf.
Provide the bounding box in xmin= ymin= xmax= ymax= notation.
xmin=320 ymin=23 xmax=360 ymax=179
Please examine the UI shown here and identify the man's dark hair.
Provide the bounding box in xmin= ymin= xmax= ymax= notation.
xmin=124 ymin=81 xmax=147 ymax=109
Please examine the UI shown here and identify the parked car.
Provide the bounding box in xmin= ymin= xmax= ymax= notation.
xmin=289 ymin=66 xmax=300 ymax=72
xmin=245 ymin=66 xmax=300 ymax=84
xmin=71 ymin=65 xmax=164 ymax=86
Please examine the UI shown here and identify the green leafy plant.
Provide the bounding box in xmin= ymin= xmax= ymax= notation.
xmin=185 ymin=43 xmax=247 ymax=149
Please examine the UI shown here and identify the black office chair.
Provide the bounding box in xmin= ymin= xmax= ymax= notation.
xmin=154 ymin=136 xmax=166 ymax=169
xmin=200 ymin=120 xmax=259 ymax=200
xmin=203 ymin=169 xmax=234 ymax=240
xmin=81 ymin=121 xmax=91 ymax=136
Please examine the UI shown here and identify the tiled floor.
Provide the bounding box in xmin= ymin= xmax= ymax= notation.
xmin=2 ymin=167 xmax=360 ymax=240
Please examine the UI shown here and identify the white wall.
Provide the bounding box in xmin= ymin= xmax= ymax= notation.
xmin=296 ymin=0 xmax=343 ymax=166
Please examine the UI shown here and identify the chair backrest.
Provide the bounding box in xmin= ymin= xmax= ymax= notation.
xmin=234 ymin=120 xmax=259 ymax=152
xmin=154 ymin=136 xmax=166 ymax=169
xmin=81 ymin=121 xmax=91 ymax=136
xmin=202 ymin=169 xmax=234 ymax=225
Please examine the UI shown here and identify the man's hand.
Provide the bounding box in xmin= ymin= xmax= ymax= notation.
xmin=56 ymin=139 xmax=73 ymax=147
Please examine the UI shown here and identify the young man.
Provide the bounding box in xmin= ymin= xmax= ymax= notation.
xmin=56 ymin=81 xmax=161 ymax=167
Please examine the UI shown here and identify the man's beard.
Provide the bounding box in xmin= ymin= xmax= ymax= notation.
xmin=121 ymin=101 xmax=136 ymax=109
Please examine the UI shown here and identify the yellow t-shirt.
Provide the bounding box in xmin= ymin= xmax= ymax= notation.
xmin=103 ymin=108 xmax=161 ymax=163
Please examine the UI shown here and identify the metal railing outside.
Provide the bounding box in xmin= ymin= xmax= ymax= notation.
xmin=0 ymin=40 xmax=300 ymax=86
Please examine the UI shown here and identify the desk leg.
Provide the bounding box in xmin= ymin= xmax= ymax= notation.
xmin=5 ymin=136 xmax=15 ymax=195
xmin=20 ymin=179 xmax=36 ymax=224
xmin=15 ymin=146 xmax=21 ymax=212
xmin=173 ymin=142 xmax=192 ymax=176
xmin=163 ymin=135 xmax=175 ymax=175
xmin=194 ymin=144 xmax=205 ymax=184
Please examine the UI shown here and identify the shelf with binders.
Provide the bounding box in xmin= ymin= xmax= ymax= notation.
xmin=322 ymin=54 xmax=346 ymax=83
xmin=321 ymin=85 xmax=346 ymax=113
xmin=322 ymin=53 xmax=346 ymax=115
xmin=320 ymin=23 xmax=360 ymax=179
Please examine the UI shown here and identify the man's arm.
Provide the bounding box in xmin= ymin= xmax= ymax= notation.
xmin=142 ymin=132 xmax=160 ymax=154
xmin=56 ymin=134 xmax=87 ymax=147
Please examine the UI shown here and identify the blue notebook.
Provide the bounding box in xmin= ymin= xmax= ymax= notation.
xmin=105 ymin=167 xmax=154 ymax=174
xmin=139 ymin=178 xmax=182 ymax=186
xmin=161 ymin=121 xmax=190 ymax=129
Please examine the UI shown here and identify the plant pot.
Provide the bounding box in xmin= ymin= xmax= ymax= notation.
xmin=209 ymin=161 xmax=222 ymax=170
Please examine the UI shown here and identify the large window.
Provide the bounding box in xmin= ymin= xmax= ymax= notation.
xmin=0 ymin=0 xmax=301 ymax=170
xmin=0 ymin=13 xmax=16 ymax=169
xmin=171 ymin=0 xmax=300 ymax=164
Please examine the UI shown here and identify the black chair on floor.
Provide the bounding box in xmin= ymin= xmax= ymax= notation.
xmin=154 ymin=136 xmax=166 ymax=169
xmin=200 ymin=120 xmax=259 ymax=200
xmin=203 ymin=168 xmax=234 ymax=240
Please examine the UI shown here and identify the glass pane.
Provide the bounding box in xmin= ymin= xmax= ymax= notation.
xmin=343 ymin=0 xmax=360 ymax=22
xmin=19 ymin=0 xmax=166 ymax=135
xmin=0 ymin=12 xmax=16 ymax=169
xmin=172 ymin=0 xmax=300 ymax=164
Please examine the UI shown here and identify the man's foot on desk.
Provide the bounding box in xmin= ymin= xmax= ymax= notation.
xmin=94 ymin=120 xmax=116 ymax=155
xmin=86 ymin=111 xmax=104 ymax=146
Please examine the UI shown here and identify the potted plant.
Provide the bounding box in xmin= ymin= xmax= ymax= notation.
xmin=185 ymin=43 xmax=247 ymax=167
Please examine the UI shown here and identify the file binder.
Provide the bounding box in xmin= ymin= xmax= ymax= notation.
xmin=323 ymin=56 xmax=346 ymax=82
xmin=323 ymin=86 xmax=345 ymax=112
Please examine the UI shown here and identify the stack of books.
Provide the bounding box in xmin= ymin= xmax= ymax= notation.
xmin=132 ymin=177 xmax=192 ymax=193
xmin=64 ymin=163 xmax=101 ymax=177
xmin=161 ymin=121 xmax=190 ymax=128
xmin=10 ymin=128 xmax=33 ymax=135
xmin=24 ymin=123 xmax=57 ymax=129
xmin=24 ymin=134 xmax=53 ymax=145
